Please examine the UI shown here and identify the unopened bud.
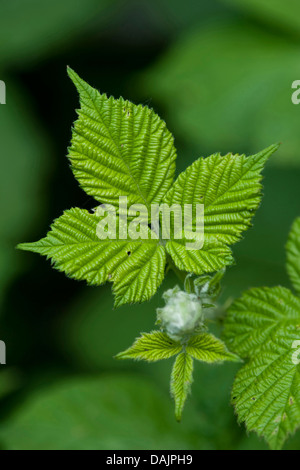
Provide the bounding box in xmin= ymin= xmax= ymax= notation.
xmin=156 ymin=286 xmax=203 ymax=341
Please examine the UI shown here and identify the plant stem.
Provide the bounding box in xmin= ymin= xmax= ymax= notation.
xmin=166 ymin=256 xmax=188 ymax=286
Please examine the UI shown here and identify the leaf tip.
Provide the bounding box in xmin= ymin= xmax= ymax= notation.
xmin=259 ymin=142 xmax=281 ymax=162
xmin=67 ymin=67 xmax=88 ymax=95
xmin=16 ymin=242 xmax=33 ymax=252
xmin=114 ymin=352 xmax=126 ymax=360
xmin=228 ymin=353 xmax=243 ymax=363
xmin=113 ymin=297 xmax=126 ymax=309
xmin=67 ymin=66 xmax=77 ymax=81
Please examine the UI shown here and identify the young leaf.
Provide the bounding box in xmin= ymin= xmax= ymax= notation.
xmin=18 ymin=69 xmax=279 ymax=307
xmin=18 ymin=208 xmax=166 ymax=306
xmin=221 ymin=0 xmax=300 ymax=33
xmin=170 ymin=352 xmax=194 ymax=422
xmin=286 ymin=217 xmax=300 ymax=297
xmin=67 ymin=68 xmax=177 ymax=210
xmin=193 ymin=268 xmax=226 ymax=300
xmin=163 ymin=144 xmax=279 ymax=275
xmin=223 ymin=286 xmax=300 ymax=359
xmin=165 ymin=238 xmax=234 ymax=276
xmin=115 ymin=331 xmax=182 ymax=362
xmin=186 ymin=333 xmax=240 ymax=363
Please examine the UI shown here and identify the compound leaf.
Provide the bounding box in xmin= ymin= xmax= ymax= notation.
xmin=18 ymin=69 xmax=279 ymax=308
xmin=115 ymin=331 xmax=182 ymax=362
xmin=68 ymin=68 xmax=177 ymax=210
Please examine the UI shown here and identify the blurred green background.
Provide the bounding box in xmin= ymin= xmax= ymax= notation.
xmin=0 ymin=0 xmax=299 ymax=450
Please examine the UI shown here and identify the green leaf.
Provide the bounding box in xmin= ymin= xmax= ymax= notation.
xmin=223 ymin=286 xmax=300 ymax=358
xmin=19 ymin=69 xmax=277 ymax=307
xmin=232 ymin=341 xmax=300 ymax=450
xmin=116 ymin=331 xmax=182 ymax=362
xmin=165 ymin=239 xmax=234 ymax=276
xmin=67 ymin=67 xmax=176 ymax=210
xmin=194 ymin=268 xmax=226 ymax=300
xmin=0 ymin=80 xmax=50 ymax=312
xmin=0 ymin=369 xmax=22 ymax=400
xmin=170 ymin=352 xmax=193 ymax=422
xmin=186 ymin=333 xmax=240 ymax=364
xmin=221 ymin=0 xmax=300 ymax=35
xmin=18 ymin=208 xmax=166 ymax=306
xmin=286 ymin=217 xmax=300 ymax=297
xmin=142 ymin=21 xmax=300 ymax=165
xmin=164 ymin=145 xmax=278 ymax=275
xmin=224 ymin=284 xmax=300 ymax=449
xmin=0 ymin=375 xmax=197 ymax=450
xmin=0 ymin=0 xmax=114 ymax=69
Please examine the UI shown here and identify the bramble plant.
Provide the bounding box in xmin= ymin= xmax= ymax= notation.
xmin=17 ymin=68 xmax=300 ymax=449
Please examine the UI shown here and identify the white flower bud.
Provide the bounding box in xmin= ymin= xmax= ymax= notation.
xmin=156 ymin=286 xmax=203 ymax=341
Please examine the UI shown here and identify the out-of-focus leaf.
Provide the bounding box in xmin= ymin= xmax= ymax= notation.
xmin=0 ymin=80 xmax=50 ymax=310
xmin=0 ymin=369 xmax=22 ymax=400
xmin=286 ymin=217 xmax=300 ymax=296
xmin=149 ymin=0 xmax=230 ymax=32
xmin=222 ymin=0 xmax=300 ymax=35
xmin=0 ymin=375 xmax=198 ymax=450
xmin=140 ymin=22 xmax=300 ymax=165
xmin=0 ymin=0 xmax=115 ymax=69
